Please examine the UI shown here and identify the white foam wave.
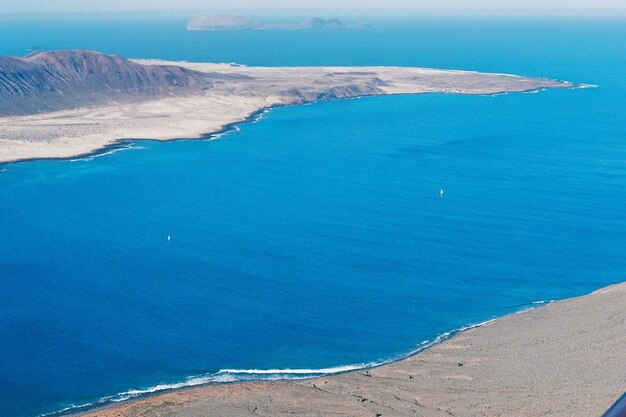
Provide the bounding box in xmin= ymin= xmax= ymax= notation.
xmin=531 ymin=299 xmax=556 ymax=306
xmin=37 ymin=307 xmax=543 ymax=417
xmin=37 ymin=403 xmax=94 ymax=417
xmin=250 ymin=108 xmax=270 ymax=123
xmin=217 ymin=363 xmax=372 ymax=375
xmin=69 ymin=143 xmax=136 ymax=162
xmin=207 ymin=108 xmax=270 ymax=141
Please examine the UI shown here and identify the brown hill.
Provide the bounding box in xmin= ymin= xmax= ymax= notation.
xmin=0 ymin=50 xmax=212 ymax=115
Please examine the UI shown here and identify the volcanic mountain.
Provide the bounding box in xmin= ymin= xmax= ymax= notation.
xmin=0 ymin=50 xmax=212 ymax=115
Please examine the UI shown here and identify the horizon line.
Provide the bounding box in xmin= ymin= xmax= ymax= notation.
xmin=1 ymin=7 xmax=625 ymax=16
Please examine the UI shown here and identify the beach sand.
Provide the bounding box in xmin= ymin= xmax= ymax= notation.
xmin=74 ymin=282 xmax=625 ymax=417
xmin=0 ymin=62 xmax=574 ymax=164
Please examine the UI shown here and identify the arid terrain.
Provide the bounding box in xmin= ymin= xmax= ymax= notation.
xmin=0 ymin=50 xmax=575 ymax=163
xmin=74 ymin=282 xmax=625 ymax=417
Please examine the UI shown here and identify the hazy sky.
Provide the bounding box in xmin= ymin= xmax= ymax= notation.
xmin=1 ymin=0 xmax=624 ymax=13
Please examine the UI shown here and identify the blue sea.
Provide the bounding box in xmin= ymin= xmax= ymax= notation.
xmin=0 ymin=15 xmax=625 ymax=417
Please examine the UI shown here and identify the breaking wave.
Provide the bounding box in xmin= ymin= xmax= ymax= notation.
xmin=38 ymin=299 xmax=553 ymax=417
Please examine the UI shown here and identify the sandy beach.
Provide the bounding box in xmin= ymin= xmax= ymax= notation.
xmin=0 ymin=61 xmax=574 ymax=164
xmin=71 ymin=282 xmax=625 ymax=417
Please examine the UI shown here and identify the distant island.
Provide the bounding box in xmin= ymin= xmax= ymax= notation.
xmin=187 ymin=15 xmax=369 ymax=31
xmin=0 ymin=49 xmax=575 ymax=163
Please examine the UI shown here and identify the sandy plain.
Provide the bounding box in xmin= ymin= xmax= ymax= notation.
xmin=0 ymin=61 xmax=574 ymax=163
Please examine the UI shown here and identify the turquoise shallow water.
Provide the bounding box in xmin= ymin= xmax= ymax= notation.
xmin=0 ymin=16 xmax=625 ymax=417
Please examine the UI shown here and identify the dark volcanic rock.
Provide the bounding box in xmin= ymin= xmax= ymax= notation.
xmin=0 ymin=50 xmax=212 ymax=116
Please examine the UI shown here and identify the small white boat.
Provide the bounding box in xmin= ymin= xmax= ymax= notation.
xmin=167 ymin=234 xmax=171 ymax=242
xmin=439 ymin=188 xmax=444 ymax=196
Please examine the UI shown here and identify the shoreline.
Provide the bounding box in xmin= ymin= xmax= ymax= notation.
xmin=0 ymin=60 xmax=578 ymax=165
xmin=68 ymin=281 xmax=625 ymax=417
xmin=0 ymin=106 xmax=273 ymax=167
xmin=37 ymin=282 xmax=626 ymax=417
xmin=47 ymin=299 xmax=539 ymax=417
xmin=0 ymin=85 xmax=582 ymax=168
